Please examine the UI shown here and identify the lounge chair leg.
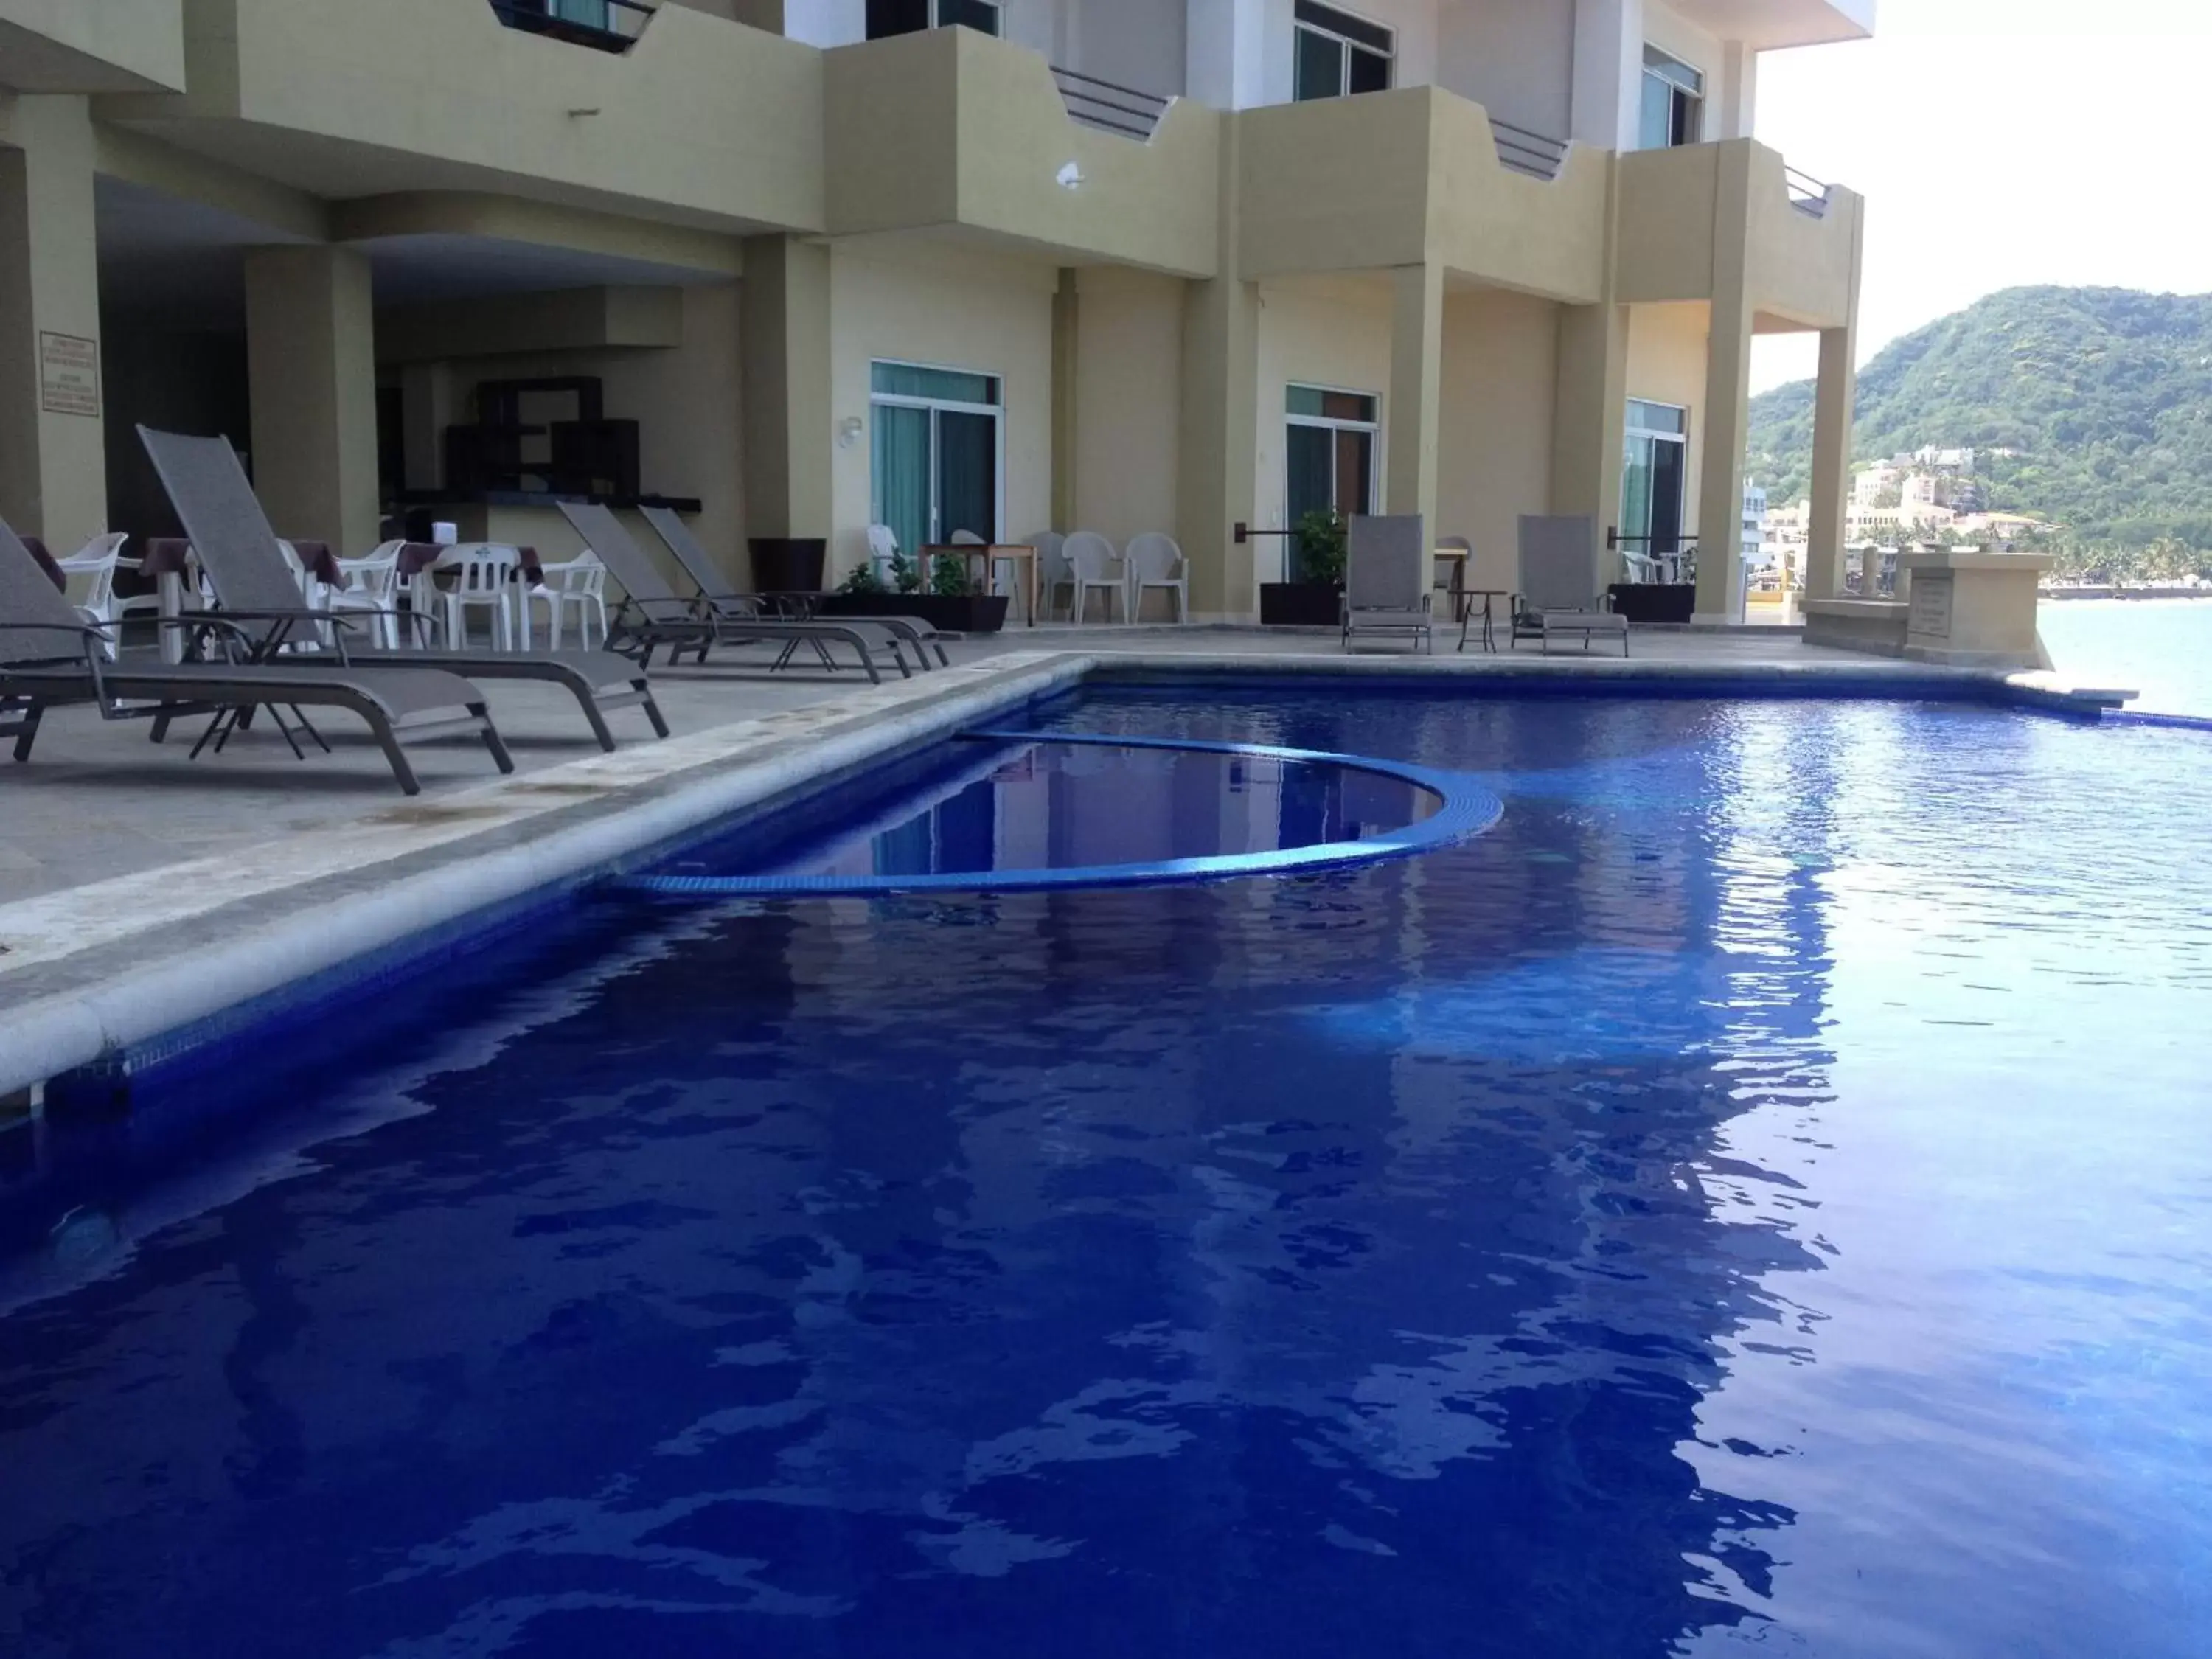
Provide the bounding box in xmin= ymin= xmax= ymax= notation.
xmin=370 ymin=719 xmax=422 ymax=796
xmin=265 ymin=703 xmax=310 ymax=761
xmin=639 ymin=684 xmax=670 ymax=739
xmin=150 ymin=713 xmax=171 ymax=744
xmin=475 ymin=704 xmax=515 ymax=775
xmin=9 ymin=701 xmax=44 ymax=762
xmin=293 ymin=706 xmax=331 ymax=754
xmin=189 ymin=708 xmax=234 ymax=760
xmin=577 ymin=691 xmax=618 ymax=754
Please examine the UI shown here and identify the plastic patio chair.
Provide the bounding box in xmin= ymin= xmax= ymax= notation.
xmin=53 ymin=532 xmax=130 ymax=658
xmin=1123 ymin=532 xmax=1188 ymax=624
xmin=442 ymin=543 xmax=522 ymax=651
xmin=529 ymin=551 xmax=610 ymax=652
xmin=1065 ymin=532 xmax=1126 ymax=625
xmin=330 ymin=540 xmax=406 ymax=648
xmin=1030 ymin=532 xmax=1071 ymax=619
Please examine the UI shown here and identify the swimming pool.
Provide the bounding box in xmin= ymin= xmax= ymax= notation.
xmin=3 ymin=681 xmax=2208 ymax=1658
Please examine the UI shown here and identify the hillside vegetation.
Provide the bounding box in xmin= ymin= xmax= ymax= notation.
xmin=1747 ymin=286 xmax=2212 ymax=549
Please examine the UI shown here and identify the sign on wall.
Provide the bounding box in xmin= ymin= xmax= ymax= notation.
xmin=38 ymin=332 xmax=100 ymax=419
xmin=1908 ymin=571 xmax=1955 ymax=640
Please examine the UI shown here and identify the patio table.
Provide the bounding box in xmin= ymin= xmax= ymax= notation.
xmin=1454 ymin=588 xmax=1514 ymax=654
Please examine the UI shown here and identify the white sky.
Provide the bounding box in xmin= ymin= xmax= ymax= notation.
xmin=1747 ymin=0 xmax=2212 ymax=392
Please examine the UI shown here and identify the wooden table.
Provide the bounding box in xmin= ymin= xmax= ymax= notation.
xmin=922 ymin=544 xmax=1039 ymax=626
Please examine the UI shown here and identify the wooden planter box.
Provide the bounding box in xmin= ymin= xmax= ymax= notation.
xmin=816 ymin=591 xmax=1012 ymax=633
xmin=1607 ymin=582 xmax=1696 ymax=625
xmin=1259 ymin=582 xmax=1343 ymax=627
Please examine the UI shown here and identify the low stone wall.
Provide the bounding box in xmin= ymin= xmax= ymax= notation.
xmin=1802 ymin=598 xmax=1908 ymax=658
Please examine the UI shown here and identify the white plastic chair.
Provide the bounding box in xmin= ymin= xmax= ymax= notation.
xmin=54 ymin=532 xmax=130 ymax=658
xmin=1123 ymin=532 xmax=1188 ymax=624
xmin=329 ymin=539 xmax=406 ymax=647
xmin=441 ymin=543 xmax=522 ymax=650
xmin=1065 ymin=532 xmax=1126 ymax=625
xmin=866 ymin=523 xmax=902 ymax=584
xmin=529 ymin=551 xmax=609 ymax=651
xmin=1030 ymin=532 xmax=1070 ymax=619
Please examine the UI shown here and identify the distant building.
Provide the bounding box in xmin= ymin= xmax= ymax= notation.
xmin=1742 ymin=480 xmax=1768 ymax=567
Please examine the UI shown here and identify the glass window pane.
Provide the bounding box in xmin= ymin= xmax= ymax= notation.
xmin=1671 ymin=89 xmax=1701 ymax=146
xmin=1638 ymin=72 xmax=1672 ymax=151
xmin=1286 ymin=385 xmax=1326 ymax=418
xmin=1347 ymin=44 xmax=1391 ymax=95
xmin=872 ymin=403 xmax=931 ymax=563
xmin=1627 ymin=400 xmax=1684 ymax=435
xmin=872 ymin=362 xmax=999 ymax=406
xmin=938 ymin=0 xmax=999 ymax=36
xmin=1295 ymin=28 xmax=1343 ymax=101
xmin=1337 ymin=428 xmax=1374 ymax=515
xmin=936 ymin=410 xmax=998 ymax=543
xmin=1321 ymin=390 xmax=1377 ymax=424
xmin=1295 ymin=1 xmax=1394 ymax=56
xmin=1621 ymin=434 xmax=1654 ymax=545
xmin=866 ymin=0 xmax=930 ymax=39
xmin=1642 ymin=44 xmax=1703 ymax=94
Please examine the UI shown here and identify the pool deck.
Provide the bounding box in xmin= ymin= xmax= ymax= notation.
xmin=0 ymin=624 xmax=2112 ymax=1099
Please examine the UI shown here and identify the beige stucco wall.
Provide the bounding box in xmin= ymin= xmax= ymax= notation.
xmin=1439 ymin=286 xmax=1558 ymax=581
xmin=1251 ymin=274 xmax=1393 ymax=577
xmin=1624 ymin=299 xmax=1710 ymax=552
xmin=1068 ymin=265 xmax=1183 ymax=546
xmin=827 ymin=241 xmax=1056 ymax=582
xmin=0 ymin=0 xmax=185 ymax=94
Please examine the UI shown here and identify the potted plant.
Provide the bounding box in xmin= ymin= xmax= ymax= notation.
xmin=818 ymin=546 xmax=1011 ymax=633
xmin=1260 ymin=507 xmax=1348 ymax=627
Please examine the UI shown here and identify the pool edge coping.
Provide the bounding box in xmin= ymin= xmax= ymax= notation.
xmin=0 ymin=651 xmax=2120 ymax=1098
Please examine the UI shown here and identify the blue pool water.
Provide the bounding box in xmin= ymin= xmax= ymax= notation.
xmin=3 ymin=684 xmax=2210 ymax=1658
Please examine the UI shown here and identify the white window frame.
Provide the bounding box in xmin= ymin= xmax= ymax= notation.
xmin=1293 ymin=1 xmax=1395 ymax=103
xmin=869 ymin=356 xmax=1006 ymax=549
xmin=1284 ymin=380 xmax=1382 ymax=581
xmin=1621 ymin=397 xmax=1691 ymax=574
xmin=1639 ymin=44 xmax=1705 ymax=150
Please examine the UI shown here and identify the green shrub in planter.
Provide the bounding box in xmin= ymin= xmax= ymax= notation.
xmin=1294 ymin=507 xmax=1348 ymax=585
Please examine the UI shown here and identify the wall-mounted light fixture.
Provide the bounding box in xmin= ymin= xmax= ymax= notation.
xmin=837 ymin=415 xmax=865 ymax=450
xmin=1056 ymin=161 xmax=1085 ymax=191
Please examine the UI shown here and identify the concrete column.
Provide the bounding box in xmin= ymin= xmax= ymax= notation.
xmin=1804 ymin=325 xmax=1856 ymax=599
xmin=0 ymin=97 xmax=106 ymax=551
xmin=739 ymin=233 xmax=832 ymax=558
xmin=1051 ymin=268 xmax=1079 ymax=530
xmin=1571 ymin=0 xmax=1645 ymax=151
xmin=1386 ymin=263 xmax=1444 ymax=543
xmin=244 ymin=246 xmax=380 ymax=554
xmin=1717 ymin=40 xmax=1757 ymax=140
xmin=1179 ymin=119 xmax=1259 ymax=621
xmin=400 ymin=362 xmax=456 ymax=493
xmin=1187 ymin=0 xmax=1270 ymax=111
xmin=1693 ymin=142 xmax=1755 ymax=623
xmin=1550 ymin=302 xmax=1630 ymax=593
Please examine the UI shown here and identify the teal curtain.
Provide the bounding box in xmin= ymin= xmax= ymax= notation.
xmin=873 ymin=404 xmax=931 ymax=559
xmin=1286 ymin=425 xmax=1334 ymax=581
xmin=872 ymin=364 xmax=998 ymax=406
xmin=1621 ymin=434 xmax=1655 ymax=547
xmin=549 ymin=0 xmax=611 ymax=28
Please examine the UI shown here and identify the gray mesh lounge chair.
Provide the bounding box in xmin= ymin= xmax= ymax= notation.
xmin=1 ymin=513 xmax=510 ymax=796
xmin=1340 ymin=514 xmax=1433 ymax=653
xmin=558 ymin=503 xmax=908 ymax=685
xmin=1512 ymin=515 xmax=1628 ymax=656
xmin=137 ymin=428 xmax=667 ymax=752
xmin=639 ymin=506 xmax=948 ymax=669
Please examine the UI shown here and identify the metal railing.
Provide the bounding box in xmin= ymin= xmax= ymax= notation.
xmin=487 ymin=0 xmax=654 ymax=53
xmin=1489 ymin=116 xmax=1569 ymax=181
xmin=1051 ymin=66 xmax=1172 ymax=142
xmin=1784 ymin=164 xmax=1832 ymax=217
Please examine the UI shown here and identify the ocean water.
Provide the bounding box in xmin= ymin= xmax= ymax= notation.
xmin=2039 ymin=598 xmax=2212 ymax=717
xmin=1 ymin=686 xmax=2208 ymax=1658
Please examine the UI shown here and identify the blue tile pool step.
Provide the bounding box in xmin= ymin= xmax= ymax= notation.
xmin=610 ymin=731 xmax=1506 ymax=898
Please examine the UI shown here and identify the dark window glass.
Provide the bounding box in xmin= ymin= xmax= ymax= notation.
xmin=938 ymin=0 xmax=1000 ymax=35
xmin=1294 ymin=27 xmax=1343 ymax=101
xmin=1320 ymin=390 xmax=1377 ymax=423
xmin=1294 ymin=1 xmax=1394 ymax=56
xmin=866 ymin=0 xmax=930 ymax=39
xmin=1346 ymin=44 xmax=1391 ymax=94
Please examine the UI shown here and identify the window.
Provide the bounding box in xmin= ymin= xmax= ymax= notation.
xmin=1621 ymin=399 xmax=1689 ymax=577
xmin=1638 ymin=45 xmax=1703 ymax=149
xmin=1285 ymin=384 xmax=1379 ymax=580
xmin=1293 ymin=1 xmax=1393 ymax=102
xmin=871 ymin=361 xmax=1003 ymax=559
xmin=866 ymin=0 xmax=999 ymax=39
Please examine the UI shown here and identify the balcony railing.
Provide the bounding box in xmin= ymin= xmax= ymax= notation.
xmin=487 ymin=0 xmax=654 ymax=54
xmin=1051 ymin=66 xmax=1172 ymax=142
xmin=1784 ymin=163 xmax=1832 ymax=217
xmin=1489 ymin=116 xmax=1569 ymax=182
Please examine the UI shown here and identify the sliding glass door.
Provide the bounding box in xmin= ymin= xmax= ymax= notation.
xmin=871 ymin=361 xmax=1002 ymax=557
xmin=1285 ymin=384 xmax=1377 ymax=581
xmin=1621 ymin=399 xmax=1688 ymax=579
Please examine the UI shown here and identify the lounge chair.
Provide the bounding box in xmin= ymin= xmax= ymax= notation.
xmin=1 ymin=514 xmax=511 ymax=796
xmin=1340 ymin=514 xmax=1433 ymax=653
xmin=557 ymin=503 xmax=910 ymax=685
xmin=136 ymin=427 xmax=669 ymax=753
xmin=1510 ymin=515 xmax=1628 ymax=656
xmin=638 ymin=505 xmax=948 ymax=669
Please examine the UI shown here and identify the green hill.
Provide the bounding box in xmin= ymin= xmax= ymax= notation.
xmin=1747 ymin=285 xmax=2212 ymax=547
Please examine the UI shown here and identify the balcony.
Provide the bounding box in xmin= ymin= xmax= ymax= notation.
xmin=1237 ymin=86 xmax=1610 ymax=302
xmin=1615 ymin=139 xmax=1860 ymax=329
xmin=0 ymin=0 xmax=186 ymax=93
xmin=824 ymin=27 xmax=1220 ymax=279
xmin=108 ymin=0 xmax=824 ymax=234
